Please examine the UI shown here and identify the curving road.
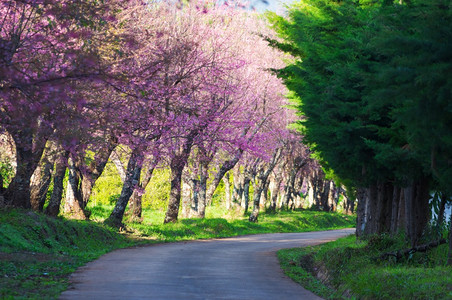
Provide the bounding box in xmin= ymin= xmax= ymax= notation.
xmin=60 ymin=228 xmax=354 ymax=300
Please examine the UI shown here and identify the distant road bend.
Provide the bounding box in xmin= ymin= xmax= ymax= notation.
xmin=60 ymin=228 xmax=355 ymax=300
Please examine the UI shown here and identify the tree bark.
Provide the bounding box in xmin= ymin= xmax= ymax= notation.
xmin=76 ymin=138 xmax=117 ymax=207
xmin=110 ymin=149 xmax=127 ymax=183
xmin=30 ymin=141 xmax=57 ymax=211
xmin=128 ymin=159 xmax=158 ymax=222
xmin=242 ymin=174 xmax=250 ymax=214
xmin=45 ymin=148 xmax=69 ymax=217
xmin=105 ymin=148 xmax=142 ymax=228
xmin=356 ymin=187 xmax=369 ymax=238
xmin=223 ymin=172 xmax=231 ymax=210
xmin=249 ymin=149 xmax=281 ymax=222
xmin=4 ymin=132 xmax=46 ymax=208
xmin=181 ymin=171 xmax=191 ymax=218
xmin=164 ymin=154 xmax=187 ymax=223
xmin=232 ymin=165 xmax=244 ymax=205
xmin=268 ymin=174 xmax=282 ymax=213
xmin=64 ymin=157 xmax=88 ymax=220
xmin=403 ymin=177 xmax=430 ymax=247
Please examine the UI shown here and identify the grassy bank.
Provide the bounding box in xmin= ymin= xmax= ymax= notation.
xmin=0 ymin=206 xmax=354 ymax=299
xmin=278 ymin=234 xmax=452 ymax=299
xmin=0 ymin=208 xmax=140 ymax=299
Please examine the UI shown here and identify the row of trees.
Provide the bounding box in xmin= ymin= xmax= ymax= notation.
xmin=268 ymin=0 xmax=451 ymax=247
xmin=0 ymin=0 xmax=347 ymax=226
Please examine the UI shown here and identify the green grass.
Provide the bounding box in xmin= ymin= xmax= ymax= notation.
xmin=124 ymin=206 xmax=355 ymax=242
xmin=278 ymin=234 xmax=452 ymax=299
xmin=0 ymin=208 xmax=141 ymax=299
xmin=0 ymin=206 xmax=355 ymax=299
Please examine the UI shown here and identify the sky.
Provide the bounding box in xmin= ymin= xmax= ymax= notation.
xmin=253 ymin=0 xmax=294 ymax=14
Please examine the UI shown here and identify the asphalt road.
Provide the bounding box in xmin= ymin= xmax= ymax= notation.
xmin=60 ymin=228 xmax=355 ymax=300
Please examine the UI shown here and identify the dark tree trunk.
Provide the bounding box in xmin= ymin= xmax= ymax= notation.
xmin=283 ymin=157 xmax=306 ymax=210
xmin=129 ymin=159 xmax=158 ymax=222
xmin=30 ymin=142 xmax=57 ymax=211
xmin=45 ymin=148 xmax=69 ymax=217
xmin=64 ymin=158 xmax=88 ymax=220
xmin=261 ymin=180 xmax=270 ymax=209
xmin=356 ymin=187 xmax=369 ymax=238
xmin=321 ymin=180 xmax=331 ymax=212
xmin=105 ymin=149 xmax=142 ymax=228
xmin=4 ymin=136 xmax=45 ymax=208
xmin=403 ymin=177 xmax=430 ymax=247
xmin=164 ymin=154 xmax=187 ymax=223
xmin=242 ymin=175 xmax=250 ymax=213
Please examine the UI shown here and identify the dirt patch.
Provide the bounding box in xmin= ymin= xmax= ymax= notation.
xmin=0 ymin=251 xmax=69 ymax=263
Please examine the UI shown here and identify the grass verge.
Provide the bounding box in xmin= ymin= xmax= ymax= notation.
xmin=278 ymin=234 xmax=452 ymax=299
xmin=0 ymin=208 xmax=141 ymax=299
xmin=0 ymin=207 xmax=355 ymax=299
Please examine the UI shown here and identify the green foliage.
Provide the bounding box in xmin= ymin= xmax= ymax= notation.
xmin=142 ymin=168 xmax=171 ymax=210
xmin=91 ymin=161 xmax=123 ymax=206
xmin=0 ymin=158 xmax=14 ymax=188
xmin=0 ymin=208 xmax=139 ymax=299
xmin=90 ymin=162 xmax=171 ymax=210
xmin=279 ymin=234 xmax=452 ymax=299
xmin=269 ymin=0 xmax=452 ymax=196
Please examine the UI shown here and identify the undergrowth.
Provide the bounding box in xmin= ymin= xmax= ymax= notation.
xmin=278 ymin=234 xmax=452 ymax=299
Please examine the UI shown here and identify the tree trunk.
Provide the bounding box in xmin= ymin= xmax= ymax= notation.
xmin=45 ymin=148 xmax=69 ymax=217
xmin=64 ymin=158 xmax=88 ymax=220
xmin=181 ymin=171 xmax=191 ymax=218
xmin=249 ymin=178 xmax=265 ymax=222
xmin=249 ymin=149 xmax=281 ymax=222
xmin=129 ymin=159 xmax=158 ymax=222
xmin=105 ymin=149 xmax=142 ymax=228
xmin=4 ymin=130 xmax=47 ymax=208
xmin=164 ymin=154 xmax=187 ymax=223
xmin=260 ymin=180 xmax=270 ymax=209
xmin=356 ymin=187 xmax=369 ymax=238
xmin=30 ymin=141 xmax=56 ymax=211
xmin=223 ymin=172 xmax=232 ymax=210
xmin=111 ymin=149 xmax=127 ymax=182
xmin=232 ymin=165 xmax=243 ymax=205
xmin=403 ymin=177 xmax=430 ymax=247
xmin=77 ymin=139 xmax=117 ymax=207
xmin=190 ymin=156 xmax=210 ymax=218
xmin=242 ymin=175 xmax=250 ymax=214
xmin=268 ymin=175 xmax=281 ymax=213
xmin=390 ymin=186 xmax=401 ymax=234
